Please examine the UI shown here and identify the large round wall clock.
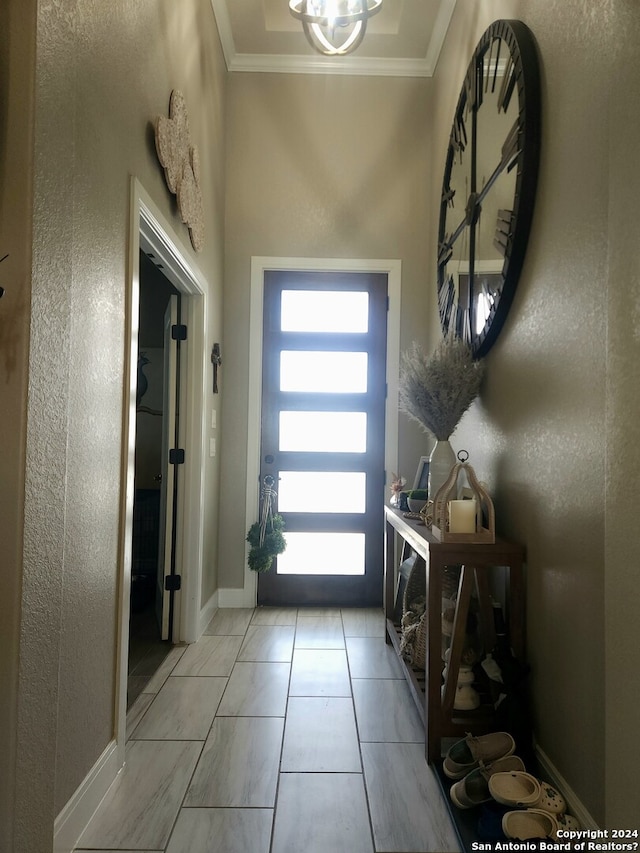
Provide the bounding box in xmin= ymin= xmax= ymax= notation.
xmin=437 ymin=19 xmax=541 ymax=357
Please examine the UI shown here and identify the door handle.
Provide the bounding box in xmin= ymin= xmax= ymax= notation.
xmin=264 ymin=454 xmax=275 ymax=464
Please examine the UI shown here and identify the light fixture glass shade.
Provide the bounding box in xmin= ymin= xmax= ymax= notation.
xmin=289 ymin=0 xmax=383 ymax=56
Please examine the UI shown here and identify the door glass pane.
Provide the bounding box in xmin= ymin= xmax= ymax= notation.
xmin=277 ymin=532 xmax=365 ymax=575
xmin=280 ymin=351 xmax=368 ymax=393
xmin=279 ymin=411 xmax=367 ymax=452
xmin=278 ymin=472 xmax=366 ymax=513
xmin=281 ymin=290 xmax=369 ymax=333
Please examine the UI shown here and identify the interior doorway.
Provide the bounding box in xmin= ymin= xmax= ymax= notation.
xmin=127 ymin=251 xmax=181 ymax=708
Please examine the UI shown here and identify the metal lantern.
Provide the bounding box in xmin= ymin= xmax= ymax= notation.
xmin=431 ymin=451 xmax=495 ymax=543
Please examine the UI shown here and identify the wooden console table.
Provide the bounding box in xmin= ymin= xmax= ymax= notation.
xmin=384 ymin=505 xmax=525 ymax=765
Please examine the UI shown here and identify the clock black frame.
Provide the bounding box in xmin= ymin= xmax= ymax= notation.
xmin=437 ymin=19 xmax=541 ymax=358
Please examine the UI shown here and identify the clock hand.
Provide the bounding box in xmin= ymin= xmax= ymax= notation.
xmin=438 ymin=215 xmax=467 ymax=266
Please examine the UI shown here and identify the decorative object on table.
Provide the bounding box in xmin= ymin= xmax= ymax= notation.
xmin=436 ymin=20 xmax=541 ymax=358
xmin=397 ymin=491 xmax=410 ymax=511
xmin=389 ymin=472 xmax=406 ymax=507
xmin=432 ymin=450 xmax=495 ymax=543
xmin=407 ymin=488 xmax=428 ymax=514
xmin=398 ymin=335 xmax=485 ymax=499
xmin=246 ymin=475 xmax=286 ymax=573
xmin=155 ymin=89 xmax=205 ymax=251
xmin=412 ymin=456 xmax=430 ymax=491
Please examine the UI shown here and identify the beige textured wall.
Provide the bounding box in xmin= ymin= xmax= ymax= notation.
xmin=0 ymin=3 xmax=37 ymax=850
xmin=605 ymin=0 xmax=640 ymax=828
xmin=8 ymin=0 xmax=226 ymax=848
xmin=221 ymin=0 xmax=640 ymax=827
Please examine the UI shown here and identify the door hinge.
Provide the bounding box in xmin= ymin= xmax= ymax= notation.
xmin=165 ymin=574 xmax=181 ymax=592
xmin=171 ymin=324 xmax=187 ymax=341
xmin=169 ymin=448 xmax=185 ymax=465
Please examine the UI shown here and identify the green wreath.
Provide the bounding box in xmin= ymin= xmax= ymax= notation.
xmin=246 ymin=513 xmax=286 ymax=573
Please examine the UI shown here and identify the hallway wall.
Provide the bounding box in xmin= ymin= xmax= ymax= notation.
xmin=4 ymin=1 xmax=228 ymax=849
xmin=0 ymin=4 xmax=37 ymax=850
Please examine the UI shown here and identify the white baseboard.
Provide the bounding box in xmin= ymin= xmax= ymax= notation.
xmin=535 ymin=743 xmax=599 ymax=830
xmin=217 ymin=586 xmax=256 ymax=608
xmin=54 ymin=739 xmax=121 ymax=853
xmin=198 ymin=589 xmax=219 ymax=636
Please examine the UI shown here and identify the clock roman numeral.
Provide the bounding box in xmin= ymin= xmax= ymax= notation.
xmin=501 ymin=119 xmax=521 ymax=173
xmin=438 ymin=239 xmax=453 ymax=268
xmin=488 ymin=36 xmax=502 ymax=94
xmin=464 ymin=68 xmax=476 ymax=112
xmin=497 ymin=56 xmax=517 ymax=113
xmin=451 ymin=112 xmax=468 ymax=156
xmin=475 ymin=58 xmax=484 ymax=109
xmin=494 ymin=209 xmax=515 ymax=257
xmin=442 ymin=186 xmax=455 ymax=207
xmin=439 ymin=274 xmax=456 ymax=331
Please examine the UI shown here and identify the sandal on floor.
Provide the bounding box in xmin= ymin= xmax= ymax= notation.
xmin=443 ymin=732 xmax=516 ymax=780
xmin=450 ymin=756 xmax=526 ymax=809
xmin=489 ymin=771 xmax=566 ymax=814
xmin=502 ymin=808 xmax=559 ymax=840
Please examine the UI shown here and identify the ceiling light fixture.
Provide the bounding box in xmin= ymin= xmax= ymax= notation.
xmin=289 ymin=0 xmax=382 ymax=57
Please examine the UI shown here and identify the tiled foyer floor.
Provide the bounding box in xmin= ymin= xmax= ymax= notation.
xmin=75 ymin=607 xmax=460 ymax=853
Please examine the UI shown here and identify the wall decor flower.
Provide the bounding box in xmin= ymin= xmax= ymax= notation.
xmin=155 ymin=89 xmax=205 ymax=252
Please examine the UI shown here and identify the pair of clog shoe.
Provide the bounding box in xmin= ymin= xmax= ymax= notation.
xmin=488 ymin=769 xmax=578 ymax=839
xmin=445 ymin=733 xmax=580 ymax=840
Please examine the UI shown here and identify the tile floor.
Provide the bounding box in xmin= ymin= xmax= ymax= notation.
xmin=75 ymin=607 xmax=460 ymax=853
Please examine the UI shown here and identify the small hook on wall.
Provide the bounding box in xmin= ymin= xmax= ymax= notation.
xmin=211 ymin=343 xmax=222 ymax=393
xmin=0 ymin=253 xmax=8 ymax=299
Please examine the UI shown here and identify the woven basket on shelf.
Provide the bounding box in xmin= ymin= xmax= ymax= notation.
xmin=400 ymin=560 xmax=462 ymax=670
xmin=400 ymin=556 xmax=427 ymax=668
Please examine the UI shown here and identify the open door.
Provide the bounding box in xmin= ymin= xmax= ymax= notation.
xmin=156 ymin=294 xmax=181 ymax=640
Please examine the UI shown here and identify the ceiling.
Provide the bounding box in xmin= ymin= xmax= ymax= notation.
xmin=210 ymin=0 xmax=458 ymax=77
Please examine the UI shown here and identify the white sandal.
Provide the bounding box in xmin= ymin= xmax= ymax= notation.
xmin=502 ymin=808 xmax=559 ymax=840
xmin=489 ymin=770 xmax=566 ymax=814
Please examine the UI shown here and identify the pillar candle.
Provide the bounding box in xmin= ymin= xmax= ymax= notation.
xmin=449 ymin=499 xmax=476 ymax=533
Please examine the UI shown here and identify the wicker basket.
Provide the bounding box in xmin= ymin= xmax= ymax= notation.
xmin=400 ymin=560 xmax=461 ymax=670
xmin=400 ymin=556 xmax=427 ymax=668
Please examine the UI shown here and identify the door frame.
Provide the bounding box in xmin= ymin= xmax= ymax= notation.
xmin=116 ymin=178 xmax=208 ymax=755
xmin=244 ymin=256 xmax=401 ymax=607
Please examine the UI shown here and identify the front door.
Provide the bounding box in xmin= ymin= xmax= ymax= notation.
xmin=257 ymin=270 xmax=388 ymax=607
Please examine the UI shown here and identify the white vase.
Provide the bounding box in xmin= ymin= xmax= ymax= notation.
xmin=428 ymin=439 xmax=456 ymax=501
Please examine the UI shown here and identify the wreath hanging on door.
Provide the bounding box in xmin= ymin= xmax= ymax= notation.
xmin=246 ymin=476 xmax=286 ymax=573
